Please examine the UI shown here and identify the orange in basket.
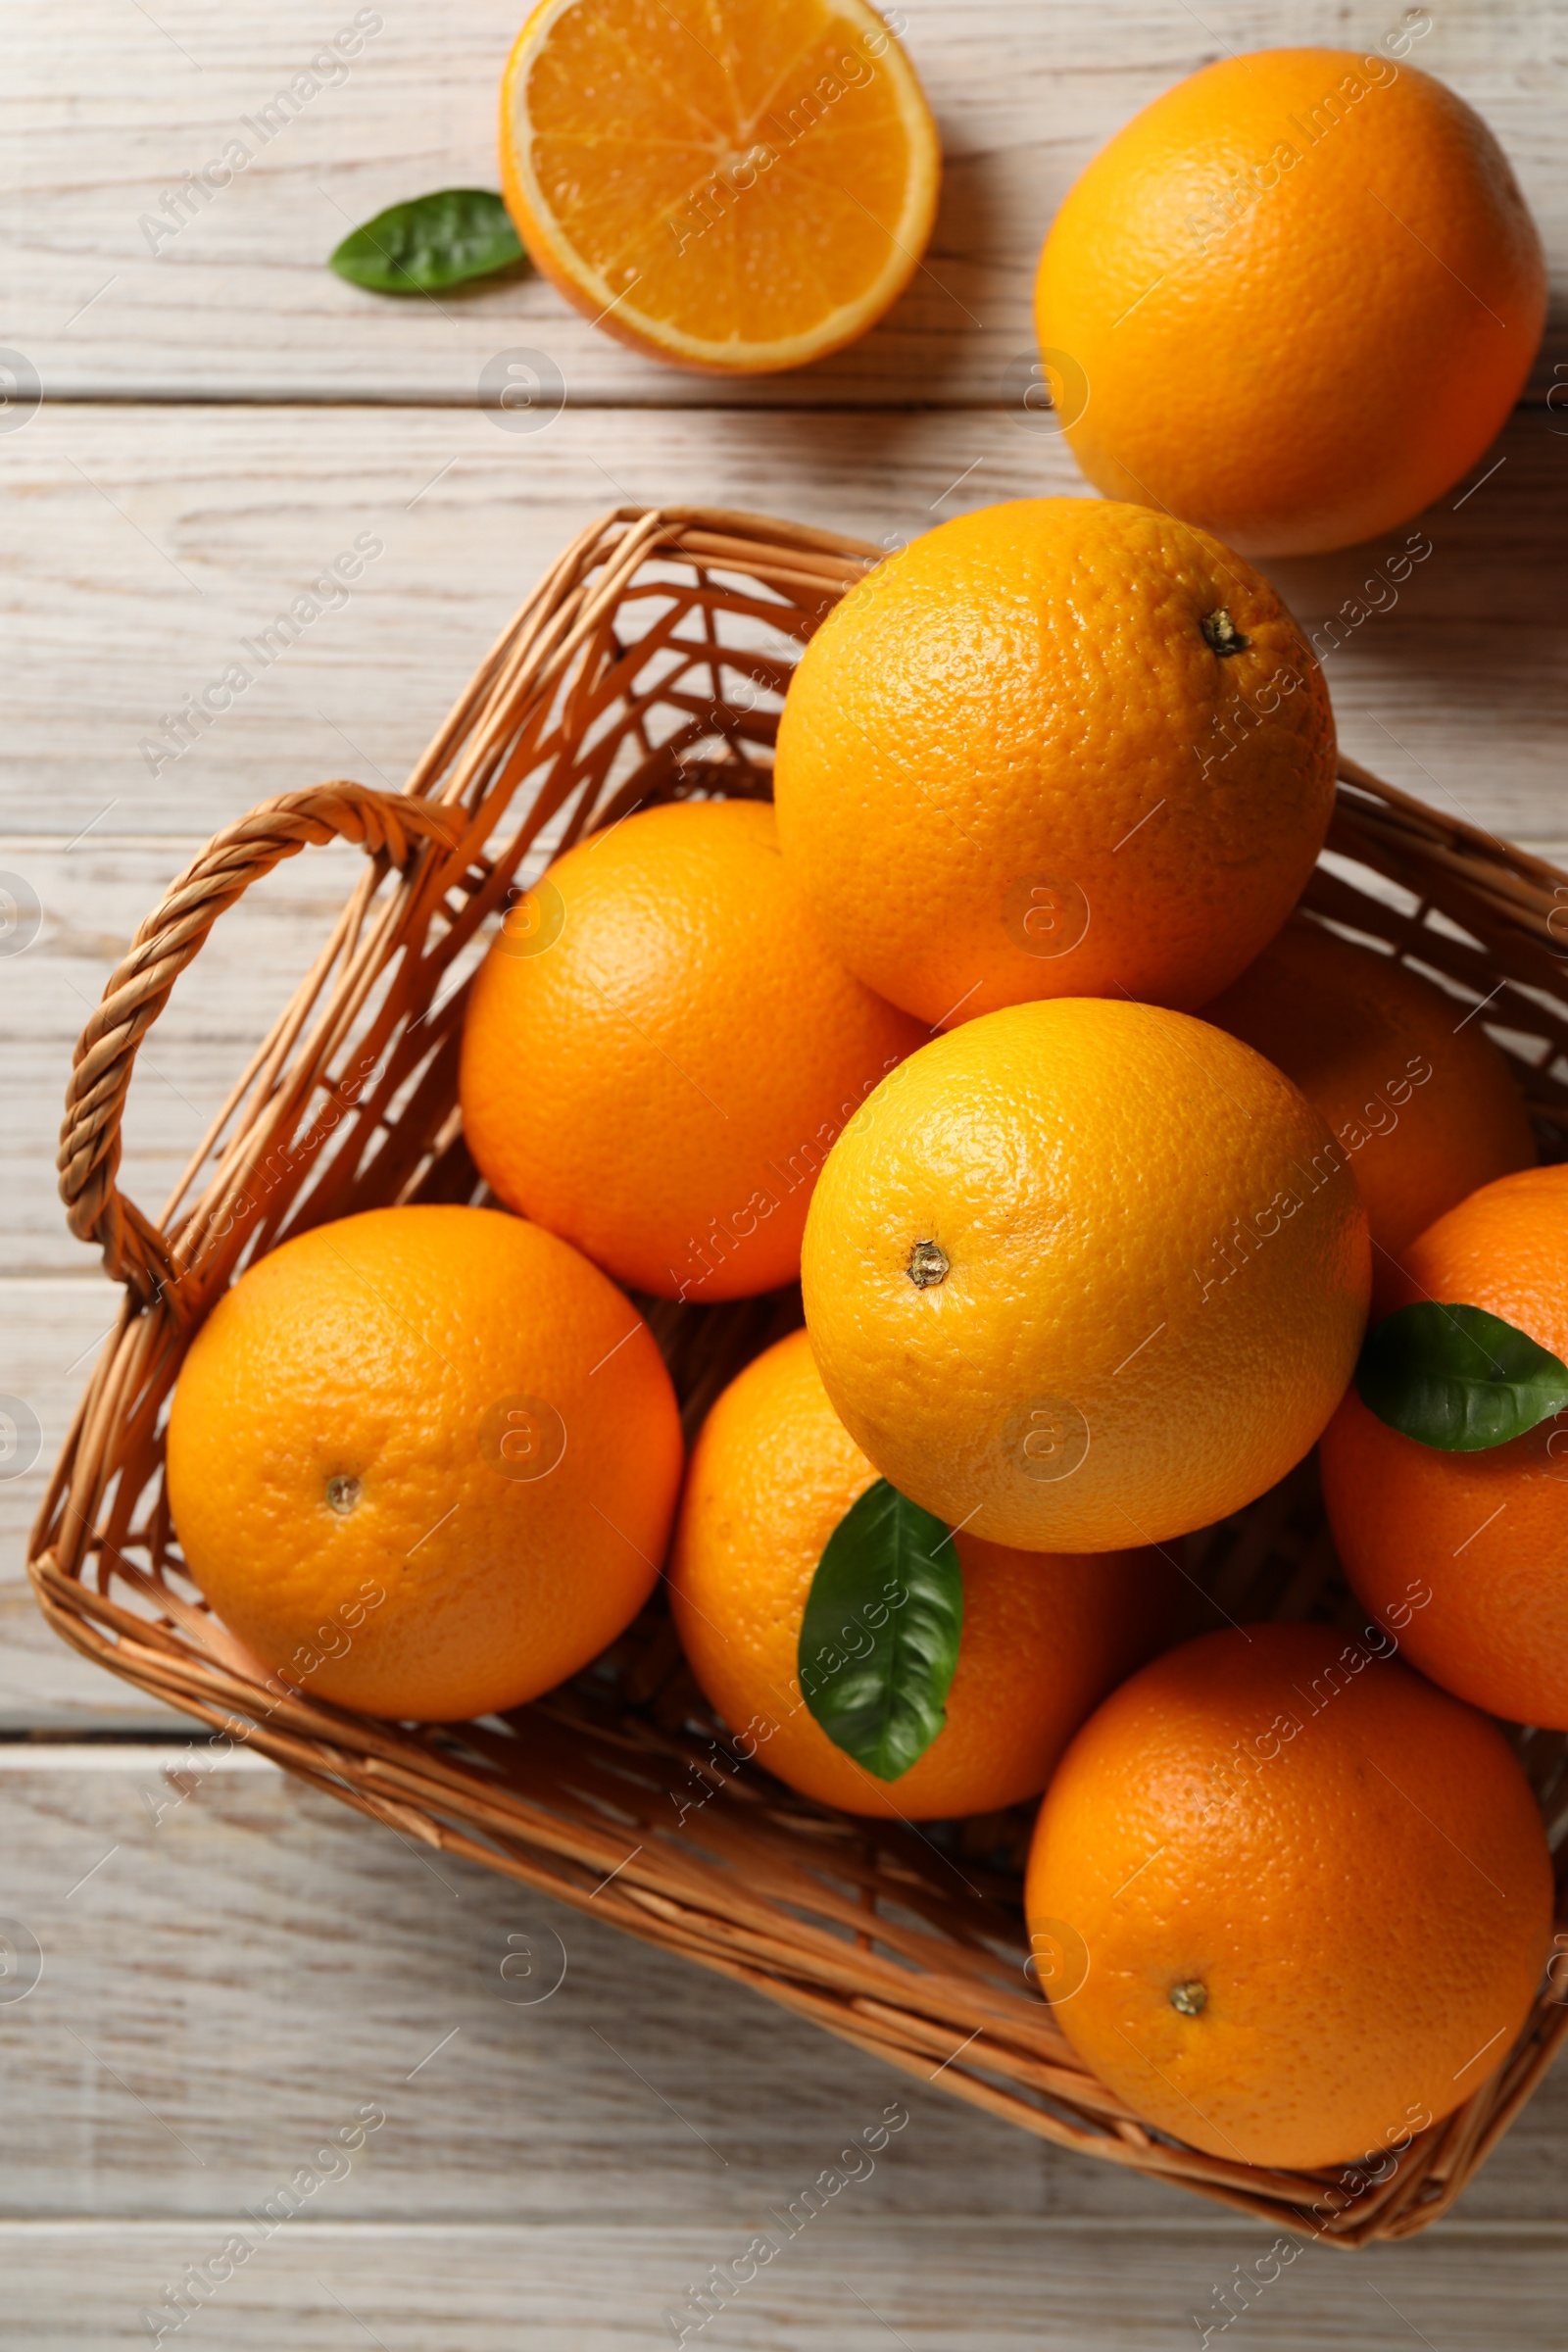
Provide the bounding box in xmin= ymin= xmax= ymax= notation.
xmin=773 ymin=499 xmax=1338 ymax=1025
xmin=1204 ymin=915 xmax=1538 ymax=1307
xmin=1321 ymin=1163 xmax=1568 ymax=1730
xmin=500 ymin=0 xmax=941 ymax=372
xmin=668 ymin=1327 xmax=1180 ymax=1817
xmin=166 ymin=1205 xmax=683 ymax=1722
xmin=1026 ymin=1621 xmax=1554 ymax=2170
xmin=801 ymin=997 xmax=1371 ymax=1551
xmin=459 ymin=799 xmax=924 ymax=1302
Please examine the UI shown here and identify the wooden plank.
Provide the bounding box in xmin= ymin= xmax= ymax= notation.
xmin=5 ymin=402 xmax=1566 ymax=844
xmin=4 ymin=2217 xmax=1568 ymax=2349
xmin=0 ymin=1280 xmax=127 ymax=1566
xmin=0 ymin=1746 xmax=1175 ymax=2223
xmin=0 ymin=1746 xmax=1559 ymax=2269
xmin=9 ymin=0 xmax=1567 ymax=406
xmin=0 ymin=1592 xmax=187 ymax=1727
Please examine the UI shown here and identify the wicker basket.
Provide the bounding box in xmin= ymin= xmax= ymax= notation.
xmin=30 ymin=505 xmax=1568 ymax=2245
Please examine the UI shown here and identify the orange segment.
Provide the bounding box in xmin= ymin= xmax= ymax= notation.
xmin=500 ymin=0 xmax=941 ymax=372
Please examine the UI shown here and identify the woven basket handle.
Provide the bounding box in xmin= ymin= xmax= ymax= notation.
xmin=57 ymin=782 xmax=466 ymax=1306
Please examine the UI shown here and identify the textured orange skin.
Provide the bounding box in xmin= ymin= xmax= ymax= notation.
xmin=802 ymin=999 xmax=1371 ymax=1551
xmin=1204 ymin=918 xmax=1536 ymax=1309
xmin=1026 ymin=1623 xmax=1553 ymax=2170
xmin=165 ymin=1206 xmax=682 ymax=1722
xmin=498 ymin=0 xmax=940 ymax=375
xmin=772 ymin=499 xmax=1336 ymax=1026
xmin=460 ymin=800 xmax=925 ymax=1302
xmin=668 ymin=1327 xmax=1181 ymax=1817
xmin=1036 ymin=51 xmax=1546 ymax=557
xmin=1320 ymin=1164 xmax=1568 ymax=1728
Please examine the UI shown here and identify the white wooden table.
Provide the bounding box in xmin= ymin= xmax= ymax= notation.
xmin=3 ymin=2 xmax=1566 ymax=2341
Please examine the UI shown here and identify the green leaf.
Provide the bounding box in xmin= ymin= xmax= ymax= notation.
xmin=328 ymin=189 xmax=525 ymax=294
xmin=798 ymin=1480 xmax=962 ymax=1783
xmin=1355 ymin=1301 xmax=1568 ymax=1452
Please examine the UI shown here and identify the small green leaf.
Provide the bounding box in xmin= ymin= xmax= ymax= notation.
xmin=1356 ymin=1301 xmax=1568 ymax=1452
xmin=329 ymin=189 xmax=525 ymax=293
xmin=798 ymin=1480 xmax=962 ymax=1782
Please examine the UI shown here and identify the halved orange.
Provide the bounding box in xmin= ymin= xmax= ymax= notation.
xmin=500 ymin=0 xmax=941 ymax=373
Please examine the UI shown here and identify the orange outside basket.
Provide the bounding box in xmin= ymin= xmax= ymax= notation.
xmin=29 ymin=506 xmax=1568 ymax=2244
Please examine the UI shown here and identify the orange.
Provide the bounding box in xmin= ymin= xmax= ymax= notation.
xmin=499 ymin=0 xmax=940 ymax=373
xmin=1026 ymin=1622 xmax=1552 ymax=2170
xmin=773 ymin=499 xmax=1336 ymax=1026
xmin=1035 ymin=50 xmax=1545 ymax=555
xmin=460 ymin=799 xmax=924 ymax=1303
xmin=801 ymin=999 xmax=1370 ymax=1551
xmin=1320 ymin=1163 xmax=1568 ymax=1728
xmin=668 ymin=1328 xmax=1180 ymax=1817
xmin=165 ymin=1205 xmax=682 ymax=1721
xmin=1204 ymin=917 xmax=1536 ymax=1309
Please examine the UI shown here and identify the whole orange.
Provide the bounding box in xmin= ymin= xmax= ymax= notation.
xmin=1036 ymin=50 xmax=1545 ymax=555
xmin=1204 ymin=917 xmax=1536 ymax=1307
xmin=773 ymin=498 xmax=1336 ymax=1026
xmin=802 ymin=1000 xmax=1370 ymax=1551
xmin=668 ymin=1328 xmax=1179 ymax=1817
xmin=165 ymin=1205 xmax=683 ymax=1721
xmin=1320 ymin=1163 xmax=1568 ymax=1728
xmin=1026 ymin=1622 xmax=1552 ymax=2170
xmin=459 ymin=800 xmax=924 ymax=1302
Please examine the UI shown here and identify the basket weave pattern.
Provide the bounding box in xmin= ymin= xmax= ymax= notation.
xmin=30 ymin=507 xmax=1568 ymax=2243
